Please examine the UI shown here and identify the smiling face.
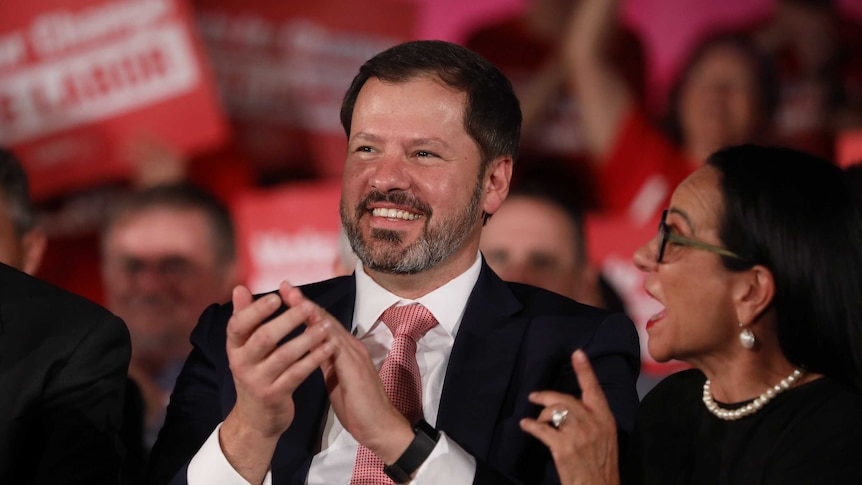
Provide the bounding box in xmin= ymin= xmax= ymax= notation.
xmin=340 ymin=75 xmax=510 ymax=287
xmin=102 ymin=207 xmax=236 ymax=372
xmin=633 ymin=166 xmax=743 ymax=364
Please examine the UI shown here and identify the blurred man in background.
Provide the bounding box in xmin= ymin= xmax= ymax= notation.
xmin=100 ymin=183 xmax=238 ymax=450
xmin=481 ymin=162 xmax=624 ymax=312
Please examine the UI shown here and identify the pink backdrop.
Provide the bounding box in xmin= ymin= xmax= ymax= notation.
xmin=415 ymin=0 xmax=862 ymax=100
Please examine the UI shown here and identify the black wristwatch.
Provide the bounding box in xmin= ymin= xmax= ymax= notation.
xmin=383 ymin=419 xmax=440 ymax=483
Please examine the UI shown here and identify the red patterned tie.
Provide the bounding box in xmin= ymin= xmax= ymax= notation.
xmin=350 ymin=303 xmax=439 ymax=484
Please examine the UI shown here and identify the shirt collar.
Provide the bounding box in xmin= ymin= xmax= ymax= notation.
xmin=352 ymin=252 xmax=482 ymax=339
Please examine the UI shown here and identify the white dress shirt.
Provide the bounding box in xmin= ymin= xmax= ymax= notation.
xmin=188 ymin=254 xmax=483 ymax=484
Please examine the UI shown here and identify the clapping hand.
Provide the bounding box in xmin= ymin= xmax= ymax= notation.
xmin=279 ymin=282 xmax=414 ymax=465
xmin=219 ymin=284 xmax=334 ymax=483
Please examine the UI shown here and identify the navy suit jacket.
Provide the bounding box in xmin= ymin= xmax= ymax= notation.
xmin=0 ymin=263 xmax=131 ymax=484
xmin=148 ymin=262 xmax=640 ymax=484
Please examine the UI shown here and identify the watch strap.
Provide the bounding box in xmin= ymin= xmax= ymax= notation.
xmin=383 ymin=419 xmax=440 ymax=483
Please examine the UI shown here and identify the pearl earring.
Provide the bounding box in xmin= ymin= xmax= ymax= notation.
xmin=739 ymin=323 xmax=756 ymax=349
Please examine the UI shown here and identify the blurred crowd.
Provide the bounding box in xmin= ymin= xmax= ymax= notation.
xmin=20 ymin=0 xmax=862 ymax=311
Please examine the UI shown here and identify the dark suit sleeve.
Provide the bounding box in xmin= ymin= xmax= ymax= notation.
xmin=34 ymin=312 xmax=131 ymax=484
xmin=580 ymin=312 xmax=641 ymax=437
xmin=147 ymin=303 xmax=232 ymax=485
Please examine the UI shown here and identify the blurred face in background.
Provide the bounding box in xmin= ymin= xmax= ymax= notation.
xmin=0 ymin=200 xmax=27 ymax=271
xmin=481 ymin=195 xmax=590 ymax=301
xmin=0 ymin=198 xmax=45 ymax=275
xmin=679 ymin=44 xmax=763 ymax=158
xmin=101 ymin=207 xmax=236 ymax=374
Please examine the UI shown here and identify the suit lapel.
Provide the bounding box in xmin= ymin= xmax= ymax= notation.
xmin=436 ymin=262 xmax=528 ymax=458
xmin=310 ymin=275 xmax=357 ymax=333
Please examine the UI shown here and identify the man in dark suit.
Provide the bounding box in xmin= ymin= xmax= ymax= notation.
xmin=148 ymin=40 xmax=640 ymax=485
xmin=0 ymin=149 xmax=131 ymax=483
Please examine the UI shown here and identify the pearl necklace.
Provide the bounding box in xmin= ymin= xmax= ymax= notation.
xmin=702 ymin=369 xmax=804 ymax=421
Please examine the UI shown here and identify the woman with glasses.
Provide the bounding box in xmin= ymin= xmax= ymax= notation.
xmin=520 ymin=144 xmax=862 ymax=484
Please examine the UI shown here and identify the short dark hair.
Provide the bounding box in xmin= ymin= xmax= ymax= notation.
xmin=664 ymin=32 xmax=779 ymax=146
xmin=340 ymin=40 xmax=522 ymax=167
xmin=509 ymin=159 xmax=588 ymax=265
xmin=0 ymin=147 xmax=37 ymax=235
xmin=707 ymin=144 xmax=862 ymax=390
xmin=102 ymin=183 xmax=236 ymax=266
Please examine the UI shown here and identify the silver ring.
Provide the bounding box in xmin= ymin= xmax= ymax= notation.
xmin=550 ymin=409 xmax=569 ymax=429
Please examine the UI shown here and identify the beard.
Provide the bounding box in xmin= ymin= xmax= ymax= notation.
xmin=340 ymin=179 xmax=484 ymax=275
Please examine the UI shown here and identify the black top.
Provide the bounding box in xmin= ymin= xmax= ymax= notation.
xmin=623 ymin=369 xmax=862 ymax=485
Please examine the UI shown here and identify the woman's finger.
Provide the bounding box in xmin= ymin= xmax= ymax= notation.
xmin=572 ymin=349 xmax=613 ymax=414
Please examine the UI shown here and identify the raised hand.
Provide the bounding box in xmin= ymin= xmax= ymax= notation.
xmin=520 ymin=350 xmax=620 ymax=485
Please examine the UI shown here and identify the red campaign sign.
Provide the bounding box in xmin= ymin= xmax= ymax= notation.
xmin=586 ymin=212 xmax=689 ymax=377
xmin=0 ymin=0 xmax=228 ymax=200
xmin=192 ymin=0 xmax=417 ymax=179
xmin=837 ymin=128 xmax=862 ymax=168
xmin=232 ymin=180 xmax=343 ymax=294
